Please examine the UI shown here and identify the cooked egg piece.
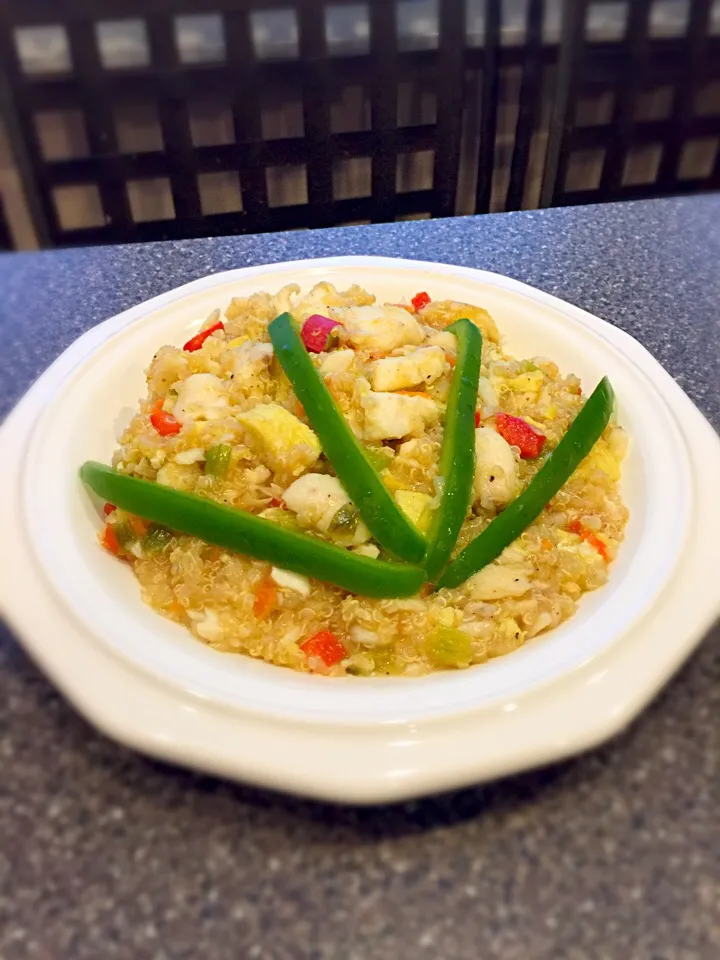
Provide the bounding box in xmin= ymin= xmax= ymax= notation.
xmin=362 ymin=391 xmax=439 ymax=441
xmin=394 ymin=490 xmax=433 ymax=533
xmin=473 ymin=426 xmax=519 ymax=507
xmin=370 ymin=345 xmax=447 ymax=392
xmin=237 ymin=403 xmax=321 ymax=475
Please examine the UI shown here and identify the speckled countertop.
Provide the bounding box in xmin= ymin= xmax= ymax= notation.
xmin=0 ymin=197 xmax=718 ymax=960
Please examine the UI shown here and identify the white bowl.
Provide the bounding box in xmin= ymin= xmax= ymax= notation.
xmin=1 ymin=256 xmax=718 ymax=803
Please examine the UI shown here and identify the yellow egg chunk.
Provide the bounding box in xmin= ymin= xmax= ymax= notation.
xmin=237 ymin=403 xmax=321 ymax=476
xmin=394 ymin=489 xmax=433 ymax=533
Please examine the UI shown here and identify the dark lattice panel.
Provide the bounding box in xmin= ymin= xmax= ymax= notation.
xmin=541 ymin=0 xmax=720 ymax=208
xmin=0 ymin=194 xmax=12 ymax=250
xmin=0 ymin=0 xmax=475 ymax=247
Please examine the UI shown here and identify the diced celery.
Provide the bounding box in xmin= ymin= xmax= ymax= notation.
xmin=425 ymin=625 xmax=473 ymax=667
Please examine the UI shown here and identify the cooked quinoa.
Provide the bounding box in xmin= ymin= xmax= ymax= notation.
xmin=104 ymin=282 xmax=628 ymax=676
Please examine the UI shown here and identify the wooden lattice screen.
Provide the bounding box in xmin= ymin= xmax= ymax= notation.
xmin=0 ymin=0 xmax=719 ymax=248
xmin=542 ymin=0 xmax=720 ymax=207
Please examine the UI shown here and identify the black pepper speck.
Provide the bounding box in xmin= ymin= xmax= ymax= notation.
xmin=0 ymin=196 xmax=719 ymax=960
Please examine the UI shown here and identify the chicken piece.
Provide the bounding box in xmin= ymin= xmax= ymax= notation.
xmin=394 ymin=490 xmax=433 ymax=534
xmin=173 ymin=373 xmax=229 ymax=424
xmin=423 ymin=330 xmax=457 ymax=353
xmin=333 ymin=305 xmax=424 ymax=353
xmin=237 ymin=404 xmax=321 ymax=476
xmin=477 ymin=376 xmax=499 ymax=417
xmin=283 ymin=473 xmax=370 ymax=543
xmin=362 ymin=391 xmax=439 ymax=441
xmin=318 ymin=348 xmax=356 ymax=377
xmin=231 ymin=340 xmax=273 ymax=381
xmin=420 ymin=300 xmax=500 ymax=344
xmin=270 ymin=567 xmax=311 ymax=597
xmin=370 ymin=345 xmax=447 ymax=392
xmin=474 ymin=426 xmax=519 ymax=507
xmin=467 ymin=563 xmax=532 ymax=600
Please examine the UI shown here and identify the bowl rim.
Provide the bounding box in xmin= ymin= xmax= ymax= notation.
xmin=1 ymin=255 xmax=718 ymax=802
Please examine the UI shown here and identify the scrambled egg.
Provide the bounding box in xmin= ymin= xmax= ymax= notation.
xmin=237 ymin=403 xmax=321 ymax=475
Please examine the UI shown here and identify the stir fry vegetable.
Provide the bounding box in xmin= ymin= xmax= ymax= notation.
xmin=81 ymin=462 xmax=426 ymax=598
xmin=301 ymin=314 xmax=341 ymax=353
xmin=269 ymin=312 xmax=426 ymax=563
xmin=495 ymin=412 xmax=546 ymax=459
xmin=150 ymin=399 xmax=182 ymax=436
xmin=301 ymin=630 xmax=347 ymax=667
xmin=204 ymin=442 xmax=232 ymax=479
xmin=183 ymin=319 xmax=224 ymax=353
xmin=435 ymin=377 xmax=615 ymax=589
xmin=423 ymin=318 xmax=482 ymax=580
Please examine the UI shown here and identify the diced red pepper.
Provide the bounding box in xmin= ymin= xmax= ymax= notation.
xmin=568 ymin=519 xmax=610 ymax=562
xmin=300 ymin=630 xmax=347 ymax=667
xmin=269 ymin=497 xmax=284 ymax=508
xmin=301 ymin=314 xmax=342 ymax=353
xmin=102 ymin=523 xmax=120 ymax=555
xmin=183 ymin=320 xmax=224 ymax=353
xmin=495 ymin=412 xmax=546 ymax=459
xmin=103 ymin=502 xmax=117 ymax=516
xmin=475 ymin=411 xmax=482 ymax=428
xmin=411 ymin=291 xmax=431 ymax=312
xmin=150 ymin=398 xmax=182 ymax=436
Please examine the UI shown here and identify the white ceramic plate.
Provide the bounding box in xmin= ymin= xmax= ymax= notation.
xmin=1 ymin=256 xmax=718 ymax=804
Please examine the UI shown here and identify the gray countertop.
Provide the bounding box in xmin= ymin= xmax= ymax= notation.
xmin=1 ymin=197 xmax=718 ymax=960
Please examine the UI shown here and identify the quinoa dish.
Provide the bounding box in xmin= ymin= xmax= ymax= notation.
xmin=81 ymin=283 xmax=628 ymax=677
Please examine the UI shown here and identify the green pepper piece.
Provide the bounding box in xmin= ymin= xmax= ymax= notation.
xmin=142 ymin=524 xmax=174 ymax=553
xmin=329 ymin=504 xmax=359 ymax=535
xmin=423 ymin=318 xmax=482 ymax=580
xmin=269 ymin=312 xmax=426 ymax=564
xmin=81 ymin=462 xmax=425 ymax=598
xmin=365 ymin=446 xmax=393 ymax=472
xmin=205 ymin=443 xmax=231 ymax=479
xmin=435 ymin=377 xmax=615 ymax=590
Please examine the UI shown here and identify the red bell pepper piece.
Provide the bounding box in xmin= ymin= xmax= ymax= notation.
xmin=495 ymin=412 xmax=546 ymax=459
xmin=183 ymin=320 xmax=224 ymax=353
xmin=475 ymin=411 xmax=482 ymax=428
xmin=301 ymin=315 xmax=342 ymax=353
xmin=150 ymin=399 xmax=182 ymax=436
xmin=102 ymin=523 xmax=120 ymax=555
xmin=411 ymin=291 xmax=431 ymax=312
xmin=103 ymin=502 xmax=117 ymax=516
xmin=300 ymin=630 xmax=347 ymax=667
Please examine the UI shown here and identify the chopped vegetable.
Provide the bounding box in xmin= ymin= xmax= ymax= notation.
xmin=495 ymin=412 xmax=546 ymax=459
xmin=301 ymin=314 xmax=341 ymax=353
xmin=103 ymin=502 xmax=116 ymax=516
xmin=568 ymin=519 xmax=610 ymax=561
xmin=269 ymin=312 xmax=426 ymax=563
xmin=301 ymin=630 xmax=346 ymax=666
xmin=253 ymin=576 xmax=277 ymax=618
xmin=425 ymin=625 xmax=473 ymax=667
xmin=129 ymin=515 xmax=150 ymax=538
xmin=436 ymin=378 xmax=614 ymax=589
xmin=474 ymin=411 xmax=481 ymax=428
xmin=81 ymin=462 xmax=426 ymax=597
xmin=205 ymin=442 xmax=232 ymax=479
xmin=183 ymin=320 xmax=224 ymax=353
xmin=365 ymin=446 xmax=393 ymax=472
xmin=102 ymin=523 xmax=120 ymax=555
xmin=329 ymin=504 xmax=359 ymax=536
xmin=424 ymin=318 xmax=482 ymax=580
xmin=258 ymin=506 xmax=299 ymax=530
xmin=143 ymin=524 xmax=174 ymax=553
xmin=411 ymin=291 xmax=431 ymax=312
xmin=150 ymin=399 xmax=182 ymax=436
